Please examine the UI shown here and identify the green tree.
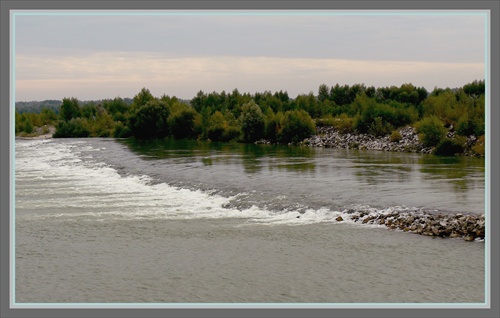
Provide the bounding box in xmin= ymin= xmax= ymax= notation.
xmin=132 ymin=88 xmax=155 ymax=110
xmin=128 ymin=99 xmax=170 ymax=139
xmin=207 ymin=111 xmax=228 ymax=141
xmin=59 ymin=97 xmax=81 ymax=122
xmin=318 ymin=84 xmax=330 ymax=103
xmin=53 ymin=118 xmax=91 ymax=138
xmin=278 ymin=109 xmax=316 ymax=144
xmin=415 ymin=116 xmax=447 ymax=147
xmin=168 ymin=106 xmax=198 ymax=139
xmin=240 ymin=101 xmax=266 ymax=143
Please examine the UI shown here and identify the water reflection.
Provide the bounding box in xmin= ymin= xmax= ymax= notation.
xmin=119 ymin=138 xmax=318 ymax=174
xmin=418 ymin=155 xmax=485 ymax=192
xmin=114 ymin=138 xmax=485 ymax=214
xmin=349 ymin=151 xmax=417 ymax=185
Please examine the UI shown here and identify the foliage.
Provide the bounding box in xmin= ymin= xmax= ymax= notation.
xmin=278 ymin=109 xmax=316 ymax=144
xmin=326 ymin=114 xmax=355 ymax=134
xmin=415 ymin=116 xmax=447 ymax=147
xmin=129 ymin=99 xmax=170 ymax=139
xmin=16 ymin=80 xmax=485 ymax=156
xmin=264 ymin=111 xmax=284 ymax=143
xmin=132 ymin=87 xmax=155 ymax=110
xmin=471 ymin=135 xmax=485 ymax=156
xmin=168 ymin=105 xmax=198 ymax=139
xmin=53 ymin=118 xmax=91 ymax=138
xmin=390 ymin=130 xmax=402 ymax=143
xmin=59 ymin=97 xmax=81 ymax=122
xmin=368 ymin=117 xmax=394 ymax=137
xmin=206 ymin=111 xmax=227 ymax=141
xmin=433 ymin=138 xmax=464 ymax=156
xmin=113 ymin=122 xmax=132 ymax=138
xmin=456 ymin=115 xmax=477 ymax=136
xmin=462 ymin=80 xmax=485 ymax=97
xmin=240 ymin=101 xmax=266 ymax=143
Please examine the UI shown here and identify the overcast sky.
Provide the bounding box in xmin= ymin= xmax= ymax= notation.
xmin=14 ymin=11 xmax=486 ymax=101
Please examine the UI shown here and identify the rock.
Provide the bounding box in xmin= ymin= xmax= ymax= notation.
xmin=464 ymin=234 xmax=476 ymax=242
xmin=335 ymin=216 xmax=344 ymax=222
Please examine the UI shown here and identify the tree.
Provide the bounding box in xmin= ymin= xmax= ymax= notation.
xmin=240 ymin=100 xmax=266 ymax=143
xmin=415 ymin=116 xmax=447 ymax=147
xmin=59 ymin=97 xmax=81 ymax=122
xmin=463 ymin=80 xmax=485 ymax=98
xmin=318 ymin=84 xmax=330 ymax=102
xmin=132 ymin=88 xmax=155 ymax=110
xmin=207 ymin=111 xmax=228 ymax=141
xmin=278 ymin=109 xmax=316 ymax=144
xmin=128 ymin=99 xmax=170 ymax=139
xmin=168 ymin=105 xmax=198 ymax=139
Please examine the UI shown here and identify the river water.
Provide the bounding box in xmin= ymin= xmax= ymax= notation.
xmin=14 ymin=138 xmax=486 ymax=304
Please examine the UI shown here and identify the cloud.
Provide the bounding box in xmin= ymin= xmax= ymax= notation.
xmin=15 ymin=52 xmax=484 ymax=101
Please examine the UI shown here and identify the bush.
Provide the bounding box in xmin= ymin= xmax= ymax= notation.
xmin=223 ymin=126 xmax=241 ymax=142
xmin=59 ymin=97 xmax=82 ymax=122
xmin=433 ymin=138 xmax=464 ymax=156
xmin=390 ymin=130 xmax=402 ymax=142
xmin=368 ymin=117 xmax=394 ymax=137
xmin=169 ymin=107 xmax=198 ymax=139
xmin=415 ymin=116 xmax=447 ymax=147
xmin=53 ymin=118 xmax=91 ymax=138
xmin=240 ymin=101 xmax=266 ymax=143
xmin=471 ymin=135 xmax=485 ymax=156
xmin=128 ymin=100 xmax=170 ymax=139
xmin=265 ymin=111 xmax=283 ymax=142
xmin=206 ymin=111 xmax=227 ymax=141
xmin=456 ymin=115 xmax=477 ymax=136
xmin=330 ymin=114 xmax=355 ymax=134
xmin=113 ymin=122 xmax=132 ymax=138
xmin=278 ymin=109 xmax=316 ymax=144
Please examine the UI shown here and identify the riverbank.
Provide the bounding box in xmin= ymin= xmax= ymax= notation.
xmin=300 ymin=125 xmax=480 ymax=156
xmin=16 ymin=125 xmax=55 ymax=140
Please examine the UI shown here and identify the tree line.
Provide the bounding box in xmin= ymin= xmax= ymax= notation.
xmin=15 ymin=80 xmax=485 ymax=155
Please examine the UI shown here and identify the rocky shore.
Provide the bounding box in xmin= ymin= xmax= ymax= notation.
xmin=300 ymin=125 xmax=480 ymax=156
xmin=302 ymin=126 xmax=432 ymax=153
xmin=336 ymin=209 xmax=485 ymax=242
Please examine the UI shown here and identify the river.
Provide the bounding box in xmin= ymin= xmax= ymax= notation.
xmin=14 ymin=138 xmax=486 ymax=304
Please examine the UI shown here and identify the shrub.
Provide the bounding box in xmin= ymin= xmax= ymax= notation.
xmin=169 ymin=107 xmax=198 ymax=139
xmin=331 ymin=114 xmax=355 ymax=134
xmin=53 ymin=118 xmax=91 ymax=138
xmin=433 ymin=138 xmax=464 ymax=156
xmin=128 ymin=100 xmax=170 ymax=139
xmin=415 ymin=116 xmax=447 ymax=147
xmin=315 ymin=115 xmax=336 ymax=127
xmin=390 ymin=130 xmax=402 ymax=142
xmin=59 ymin=97 xmax=82 ymax=122
xmin=471 ymin=135 xmax=485 ymax=156
xmin=113 ymin=122 xmax=132 ymax=138
xmin=278 ymin=109 xmax=316 ymax=144
xmin=456 ymin=115 xmax=477 ymax=136
xmin=265 ymin=111 xmax=283 ymax=143
xmin=207 ymin=111 xmax=227 ymax=142
xmin=240 ymin=101 xmax=266 ymax=143
xmin=223 ymin=126 xmax=241 ymax=142
xmin=368 ymin=117 xmax=394 ymax=137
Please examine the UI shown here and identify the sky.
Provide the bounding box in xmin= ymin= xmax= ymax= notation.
xmin=14 ymin=11 xmax=487 ymax=102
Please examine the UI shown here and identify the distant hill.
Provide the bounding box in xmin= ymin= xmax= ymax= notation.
xmin=15 ymin=98 xmax=135 ymax=114
xmin=15 ymin=100 xmax=62 ymax=114
xmin=15 ymin=97 xmax=191 ymax=114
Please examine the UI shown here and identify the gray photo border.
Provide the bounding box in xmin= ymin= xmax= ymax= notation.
xmin=1 ymin=1 xmax=498 ymax=318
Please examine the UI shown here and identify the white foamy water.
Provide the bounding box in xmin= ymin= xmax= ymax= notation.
xmin=18 ymin=139 xmax=392 ymax=226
